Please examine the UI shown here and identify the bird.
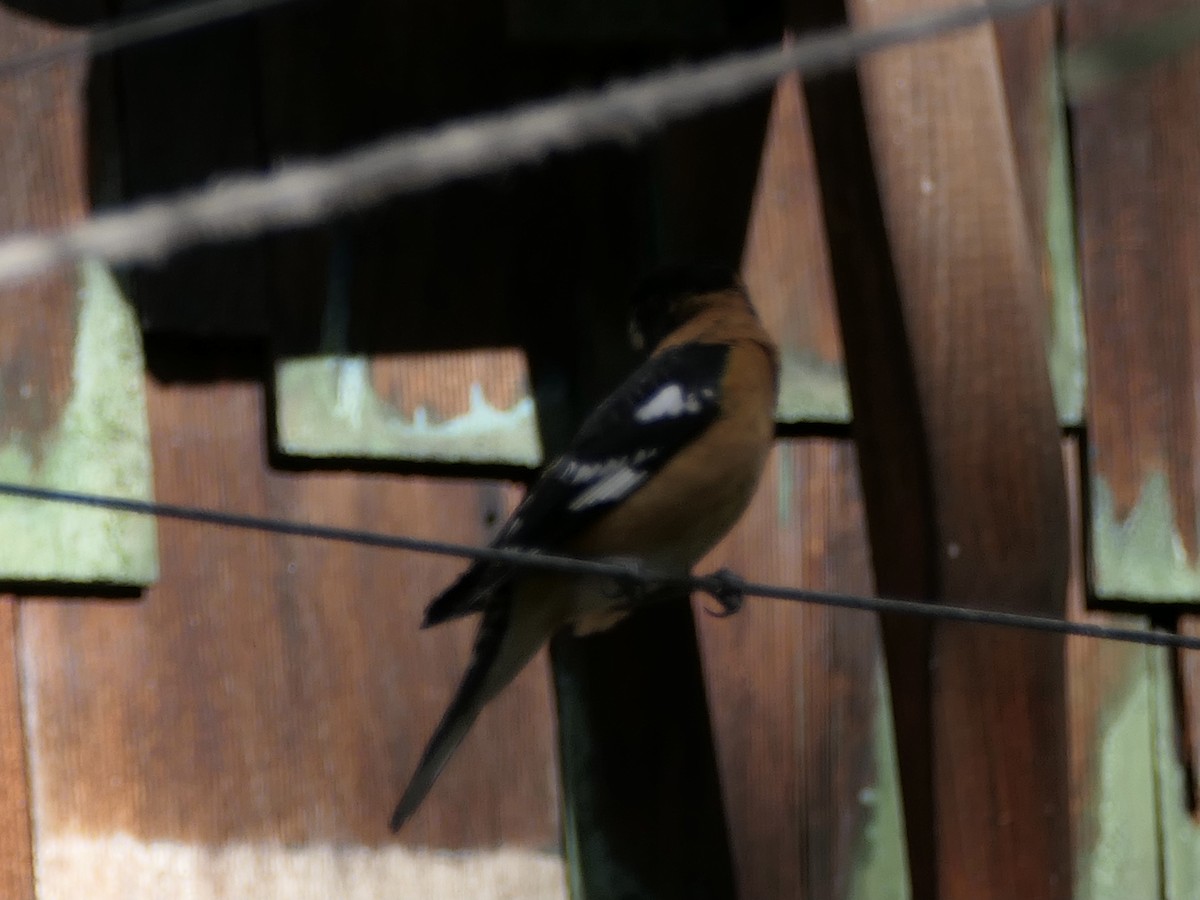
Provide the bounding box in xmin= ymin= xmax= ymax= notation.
xmin=389 ymin=262 xmax=779 ymax=831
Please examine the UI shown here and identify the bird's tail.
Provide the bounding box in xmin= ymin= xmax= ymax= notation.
xmin=389 ymin=591 xmax=552 ymax=831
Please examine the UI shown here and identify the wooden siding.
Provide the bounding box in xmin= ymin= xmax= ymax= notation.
xmin=0 ymin=8 xmax=155 ymax=585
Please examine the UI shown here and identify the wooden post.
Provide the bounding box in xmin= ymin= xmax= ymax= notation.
xmin=799 ymin=1 xmax=1073 ymax=896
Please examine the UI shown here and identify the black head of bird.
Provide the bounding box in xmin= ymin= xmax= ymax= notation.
xmin=629 ymin=262 xmax=746 ymax=351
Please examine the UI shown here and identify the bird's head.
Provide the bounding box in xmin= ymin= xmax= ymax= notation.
xmin=629 ymin=263 xmax=750 ymax=351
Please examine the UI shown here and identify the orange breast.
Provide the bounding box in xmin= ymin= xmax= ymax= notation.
xmin=568 ymin=340 xmax=776 ymax=572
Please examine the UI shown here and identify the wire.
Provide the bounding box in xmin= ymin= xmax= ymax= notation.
xmin=0 ymin=0 xmax=1058 ymax=291
xmin=1 ymin=480 xmax=1194 ymax=652
xmin=0 ymin=0 xmax=310 ymax=82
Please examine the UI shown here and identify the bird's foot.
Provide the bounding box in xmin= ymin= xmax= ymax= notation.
xmin=700 ymin=568 xmax=746 ymax=618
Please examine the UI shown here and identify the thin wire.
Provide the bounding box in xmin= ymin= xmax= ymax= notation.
xmin=0 ymin=0 xmax=1058 ymax=290
xmin=0 ymin=0 xmax=310 ymax=81
xmin=1 ymin=480 xmax=1194 ymax=652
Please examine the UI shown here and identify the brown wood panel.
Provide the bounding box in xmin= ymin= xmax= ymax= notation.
xmin=19 ymin=355 xmax=561 ymax=895
xmin=1177 ymin=614 xmax=1200 ymax=820
xmin=1155 ymin=620 xmax=1200 ymax=897
xmin=699 ymin=439 xmax=905 ymax=899
xmin=742 ymin=69 xmax=849 ymax=424
xmin=0 ymin=6 xmax=156 ymax=586
xmin=1068 ymin=0 xmax=1200 ymax=601
xmin=995 ymin=8 xmax=1088 ymax=428
xmin=1063 ymin=439 xmax=1161 ymax=896
xmin=0 ymin=5 xmax=85 ymax=560
xmin=0 ymin=10 xmax=78 ymax=434
xmin=995 ymin=8 xmax=1056 ymax=269
xmin=802 ymin=0 xmax=1073 ymax=895
xmin=0 ymin=597 xmax=34 ymax=900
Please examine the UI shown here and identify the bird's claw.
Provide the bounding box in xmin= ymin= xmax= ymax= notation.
xmin=702 ymin=568 xmax=746 ymax=618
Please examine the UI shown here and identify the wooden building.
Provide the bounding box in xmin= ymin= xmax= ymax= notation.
xmin=1 ymin=0 xmax=1199 ymax=897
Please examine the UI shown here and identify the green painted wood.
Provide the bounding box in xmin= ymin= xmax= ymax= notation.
xmin=1062 ymin=4 xmax=1200 ymax=100
xmin=1065 ymin=439 xmax=1160 ymax=900
xmin=1068 ymin=0 xmax=1200 ymax=603
xmin=0 ymin=10 xmax=155 ymax=585
xmin=1044 ymin=69 xmax=1087 ymax=428
xmin=0 ymin=262 xmax=157 ymax=584
xmin=996 ymin=10 xmax=1086 ymax=428
xmin=274 ymin=352 xmax=543 ymax=467
xmin=1152 ymin=644 xmax=1200 ymax=900
xmin=849 ymin=669 xmax=910 ymax=900
xmin=1071 ymin=643 xmax=1160 ymax=899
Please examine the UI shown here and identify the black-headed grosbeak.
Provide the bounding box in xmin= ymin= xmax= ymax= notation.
xmin=390 ymin=263 xmax=779 ymax=831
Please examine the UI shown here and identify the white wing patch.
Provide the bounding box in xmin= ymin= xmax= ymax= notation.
xmin=634 ymin=383 xmax=706 ymax=422
xmin=567 ymin=464 xmax=649 ymax=511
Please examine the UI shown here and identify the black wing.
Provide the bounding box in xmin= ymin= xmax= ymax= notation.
xmin=421 ymin=342 xmax=729 ymax=626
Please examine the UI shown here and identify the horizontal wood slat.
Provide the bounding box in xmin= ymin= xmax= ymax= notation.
xmin=19 ymin=362 xmax=562 ymax=898
xmin=1069 ymin=0 xmax=1200 ymax=602
xmin=0 ymin=6 xmax=156 ymax=586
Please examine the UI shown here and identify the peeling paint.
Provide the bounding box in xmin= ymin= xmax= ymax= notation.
xmin=775 ymin=350 xmax=852 ymax=424
xmin=1092 ymin=473 xmax=1200 ymax=601
xmin=1074 ymin=648 xmax=1159 ymax=900
xmin=0 ymin=260 xmax=156 ymax=583
xmin=1045 ymin=58 xmax=1087 ymax=428
xmin=1152 ymin=648 xmax=1200 ymax=900
xmin=275 ymin=356 xmax=544 ymax=467
xmin=848 ymin=663 xmax=910 ymax=900
xmin=775 ymin=449 xmax=793 ymax=528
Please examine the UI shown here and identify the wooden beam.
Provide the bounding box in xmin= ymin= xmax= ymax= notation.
xmin=800 ymin=0 xmax=1073 ymax=895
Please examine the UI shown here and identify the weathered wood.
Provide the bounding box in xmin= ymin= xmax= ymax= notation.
xmin=19 ymin=350 xmax=562 ymax=897
xmin=995 ymin=11 xmax=1086 ymax=425
xmin=802 ymin=0 xmax=1073 ymax=895
xmin=1067 ymin=6 xmax=1200 ymax=883
xmin=1062 ymin=439 xmax=1161 ymax=898
xmin=1152 ymin=635 xmax=1200 ymax=900
xmin=799 ymin=41 xmax=939 ymax=900
xmin=276 ymin=348 xmax=542 ymax=467
xmin=0 ymin=597 xmax=34 ymax=900
xmin=1178 ymin=614 xmax=1200 ymax=821
xmin=1067 ymin=0 xmax=1200 ymax=601
xmin=740 ymin=70 xmax=849 ymax=425
xmin=0 ymin=7 xmax=156 ymax=585
xmin=698 ymin=439 xmax=908 ymax=899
